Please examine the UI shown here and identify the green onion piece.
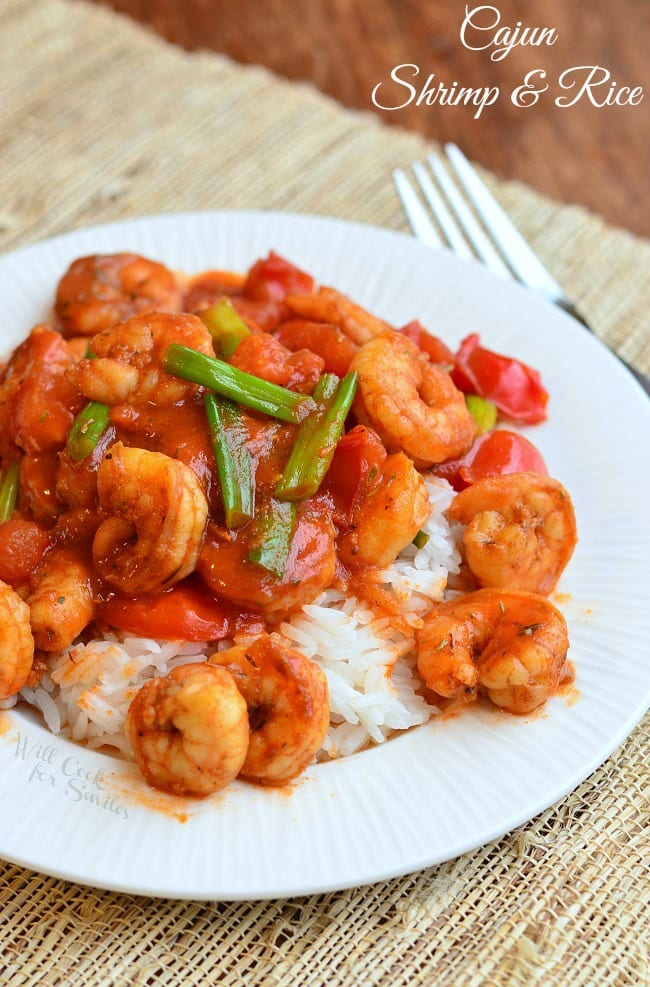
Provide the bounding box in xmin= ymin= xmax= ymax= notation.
xmin=0 ymin=464 xmax=19 ymax=523
xmin=84 ymin=345 xmax=96 ymax=359
xmin=313 ymin=373 xmax=341 ymax=403
xmin=204 ymin=393 xmax=254 ymax=529
xmin=465 ymin=393 xmax=497 ymax=434
xmin=298 ymin=374 xmax=340 ymax=422
xmin=200 ymin=299 xmax=251 ymax=358
xmin=246 ymin=499 xmax=297 ymax=579
xmin=412 ymin=530 xmax=430 ymax=550
xmin=66 ymin=402 xmax=110 ymax=461
xmin=275 ymin=371 xmax=358 ymax=502
xmin=273 ymin=373 xmax=338 ymax=498
xmin=164 ymin=344 xmax=316 ymax=425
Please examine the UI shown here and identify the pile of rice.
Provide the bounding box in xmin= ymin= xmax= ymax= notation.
xmin=3 ymin=477 xmax=461 ymax=761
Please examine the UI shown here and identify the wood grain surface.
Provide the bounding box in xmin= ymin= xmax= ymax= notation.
xmin=88 ymin=0 xmax=649 ymax=236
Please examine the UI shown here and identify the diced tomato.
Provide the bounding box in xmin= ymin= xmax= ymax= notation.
xmin=274 ymin=320 xmax=358 ymax=378
xmin=452 ymin=333 xmax=548 ymax=424
xmin=243 ymin=252 xmax=315 ymax=302
xmin=0 ymin=520 xmax=51 ymax=587
xmin=229 ymin=333 xmax=324 ymax=394
xmin=323 ymin=425 xmax=387 ymax=523
xmin=98 ymin=582 xmax=253 ymax=642
xmin=434 ymin=429 xmax=548 ymax=491
xmin=399 ymin=321 xmax=455 ymax=366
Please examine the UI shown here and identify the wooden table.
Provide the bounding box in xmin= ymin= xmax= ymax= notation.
xmin=89 ymin=0 xmax=649 ymax=236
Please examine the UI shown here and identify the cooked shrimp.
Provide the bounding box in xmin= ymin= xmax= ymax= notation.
xmin=448 ymin=472 xmax=577 ymax=595
xmin=350 ymin=331 xmax=475 ymax=467
xmin=340 ymin=452 xmax=431 ymax=568
xmin=67 ymin=312 xmax=214 ymax=406
xmin=0 ymin=326 xmax=84 ymax=457
xmin=286 ymin=286 xmax=390 ymax=344
xmin=210 ymin=634 xmax=329 ymax=785
xmin=416 ymin=589 xmax=570 ymax=714
xmin=125 ymin=663 xmax=249 ymax=797
xmin=93 ymin=442 xmax=208 ymax=594
xmin=55 ymin=253 xmax=181 ymax=337
xmin=0 ymin=580 xmax=34 ymax=698
xmin=27 ymin=548 xmax=95 ymax=652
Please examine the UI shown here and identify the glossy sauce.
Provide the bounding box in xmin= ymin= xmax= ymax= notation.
xmin=0 ymin=307 xmax=372 ymax=635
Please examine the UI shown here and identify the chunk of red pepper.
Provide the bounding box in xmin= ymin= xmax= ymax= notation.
xmin=322 ymin=425 xmax=386 ymax=524
xmin=98 ymin=580 xmax=261 ymax=642
xmin=434 ymin=429 xmax=548 ymax=491
xmin=451 ymin=333 xmax=549 ymax=424
xmin=243 ymin=251 xmax=315 ymax=302
xmin=399 ymin=321 xmax=455 ymax=367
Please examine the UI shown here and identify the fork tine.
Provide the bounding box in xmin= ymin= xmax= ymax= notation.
xmin=392 ymin=169 xmax=443 ymax=248
xmin=427 ymin=154 xmax=513 ymax=280
xmin=412 ymin=162 xmax=474 ymax=262
xmin=444 ymin=143 xmax=564 ymax=300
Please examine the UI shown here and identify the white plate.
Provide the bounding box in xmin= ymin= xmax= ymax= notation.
xmin=0 ymin=211 xmax=648 ymax=900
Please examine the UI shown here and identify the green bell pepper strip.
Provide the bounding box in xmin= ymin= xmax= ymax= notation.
xmin=465 ymin=393 xmax=498 ymax=435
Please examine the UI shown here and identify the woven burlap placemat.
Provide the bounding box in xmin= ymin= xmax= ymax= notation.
xmin=0 ymin=1 xmax=648 ymax=984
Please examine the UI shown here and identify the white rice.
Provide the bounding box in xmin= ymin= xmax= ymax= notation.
xmin=16 ymin=638 xmax=209 ymax=756
xmin=278 ymin=589 xmax=431 ymax=757
xmin=10 ymin=476 xmax=460 ymax=761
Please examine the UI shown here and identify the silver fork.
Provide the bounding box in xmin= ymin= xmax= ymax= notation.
xmin=393 ymin=144 xmax=650 ymax=397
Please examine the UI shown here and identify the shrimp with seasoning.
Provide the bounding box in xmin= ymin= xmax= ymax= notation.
xmin=93 ymin=442 xmax=209 ymax=594
xmin=27 ymin=547 xmax=96 ymax=653
xmin=448 ymin=472 xmax=577 ymax=595
xmin=0 ymin=326 xmax=85 ymax=458
xmin=350 ymin=331 xmax=475 ymax=467
xmin=416 ymin=589 xmax=570 ymax=714
xmin=125 ymin=663 xmax=249 ymax=797
xmin=0 ymin=580 xmax=34 ymax=699
xmin=210 ymin=634 xmax=329 ymax=785
xmin=340 ymin=452 xmax=431 ymax=568
xmin=286 ymin=286 xmax=390 ymax=344
xmin=55 ymin=253 xmax=181 ymax=337
xmin=67 ymin=312 xmax=214 ymax=406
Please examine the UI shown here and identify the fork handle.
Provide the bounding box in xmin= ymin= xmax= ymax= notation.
xmin=558 ymin=300 xmax=650 ymax=398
